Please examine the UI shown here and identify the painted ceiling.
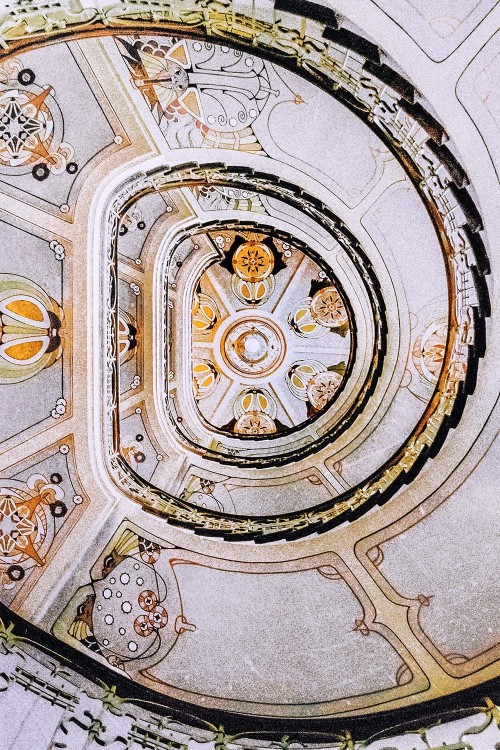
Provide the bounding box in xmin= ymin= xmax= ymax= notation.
xmin=0 ymin=0 xmax=499 ymax=748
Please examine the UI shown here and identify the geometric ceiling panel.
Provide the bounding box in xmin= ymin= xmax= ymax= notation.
xmin=0 ymin=41 xmax=120 ymax=214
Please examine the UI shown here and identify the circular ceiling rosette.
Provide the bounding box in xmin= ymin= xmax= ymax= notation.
xmin=0 ymin=0 xmax=497 ymax=741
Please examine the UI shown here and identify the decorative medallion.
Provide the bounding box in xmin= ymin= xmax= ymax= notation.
xmin=221 ymin=317 xmax=286 ymax=378
xmin=231 ymin=273 xmax=275 ymax=306
xmin=232 ymin=241 xmax=275 ymax=282
xmin=412 ymin=317 xmax=448 ymax=385
xmin=0 ymin=84 xmax=73 ymax=178
xmin=192 ymin=292 xmax=218 ymax=333
xmin=118 ymin=310 xmax=138 ymax=364
xmin=193 ymin=359 xmax=219 ymax=399
xmin=0 ymin=273 xmax=64 ymax=383
xmin=307 ymin=370 xmax=344 ymax=410
xmin=310 ymin=286 xmax=349 ymax=329
xmin=0 ymin=473 xmax=66 ymax=589
xmin=233 ymin=389 xmax=277 ymax=435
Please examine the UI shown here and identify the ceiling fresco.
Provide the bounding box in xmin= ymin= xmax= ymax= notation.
xmin=0 ymin=1 xmax=498 ymax=749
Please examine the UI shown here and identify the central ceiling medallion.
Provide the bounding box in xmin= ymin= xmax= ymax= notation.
xmin=220 ymin=317 xmax=286 ymax=378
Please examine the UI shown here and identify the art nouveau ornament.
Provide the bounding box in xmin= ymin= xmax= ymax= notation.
xmin=0 ymin=0 xmax=496 ymax=741
xmin=0 ymin=81 xmax=73 ymax=178
xmin=0 ymin=473 xmax=66 ymax=588
xmin=118 ymin=310 xmax=137 ymax=364
xmin=0 ymin=274 xmax=64 ymax=383
xmin=180 ymin=229 xmax=353 ymax=443
xmin=65 ymin=527 xmax=195 ymax=675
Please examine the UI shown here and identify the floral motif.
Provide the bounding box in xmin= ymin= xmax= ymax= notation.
xmin=413 ymin=318 xmax=448 ymax=384
xmin=231 ymin=389 xmax=277 ymax=435
xmin=307 ymin=371 xmax=344 ymax=410
xmin=192 ymin=292 xmax=219 ymax=333
xmin=0 ymin=86 xmax=73 ymax=177
xmin=68 ymin=529 xmax=195 ymax=670
xmin=234 ymin=411 xmax=277 ymax=435
xmin=118 ymin=310 xmax=138 ymax=364
xmin=0 ymin=273 xmax=64 ymax=384
xmin=0 ymin=473 xmax=66 ymax=589
xmin=232 ymin=241 xmax=274 ymax=282
xmin=310 ymin=286 xmax=349 ymax=329
xmin=0 ymin=494 xmax=36 ymax=557
xmin=193 ymin=359 xmax=219 ymax=399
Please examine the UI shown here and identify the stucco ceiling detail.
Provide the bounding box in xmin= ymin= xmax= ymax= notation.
xmin=0 ymin=0 xmax=498 ymax=744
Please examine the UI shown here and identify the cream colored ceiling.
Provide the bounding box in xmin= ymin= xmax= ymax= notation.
xmin=0 ymin=0 xmax=498 ymax=738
